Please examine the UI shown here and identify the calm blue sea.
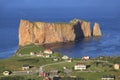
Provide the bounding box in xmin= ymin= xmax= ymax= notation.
xmin=0 ymin=7 xmax=120 ymax=59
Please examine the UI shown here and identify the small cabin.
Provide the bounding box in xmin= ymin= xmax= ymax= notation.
xmin=30 ymin=52 xmax=36 ymax=56
xmin=39 ymin=71 xmax=47 ymax=77
xmin=44 ymin=49 xmax=53 ymax=54
xmin=82 ymin=56 xmax=90 ymax=60
xmin=43 ymin=54 xmax=50 ymax=58
xmin=114 ymin=64 xmax=119 ymax=70
xmin=53 ymin=58 xmax=59 ymax=61
xmin=3 ymin=71 xmax=10 ymax=76
xmin=49 ymin=70 xmax=58 ymax=75
xmin=62 ymin=55 xmax=69 ymax=60
xmin=22 ymin=64 xmax=30 ymax=70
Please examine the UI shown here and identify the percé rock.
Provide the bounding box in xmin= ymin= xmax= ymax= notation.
xmin=19 ymin=19 xmax=92 ymax=46
xmin=93 ymin=22 xmax=102 ymax=37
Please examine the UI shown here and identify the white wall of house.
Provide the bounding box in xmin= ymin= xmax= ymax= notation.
xmin=74 ymin=65 xmax=86 ymax=70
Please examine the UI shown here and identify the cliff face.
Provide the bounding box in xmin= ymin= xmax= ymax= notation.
xmin=93 ymin=22 xmax=102 ymax=37
xmin=19 ymin=19 xmax=101 ymax=46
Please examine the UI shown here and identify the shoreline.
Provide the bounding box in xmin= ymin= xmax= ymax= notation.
xmin=0 ymin=44 xmax=120 ymax=59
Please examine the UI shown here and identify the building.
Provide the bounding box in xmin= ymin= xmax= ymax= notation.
xmin=66 ymin=58 xmax=72 ymax=62
xmin=22 ymin=64 xmax=30 ymax=70
xmin=74 ymin=63 xmax=86 ymax=70
xmin=82 ymin=56 xmax=90 ymax=60
xmin=62 ymin=55 xmax=69 ymax=60
xmin=43 ymin=54 xmax=50 ymax=58
xmin=49 ymin=70 xmax=58 ymax=75
xmin=53 ymin=58 xmax=59 ymax=61
xmin=101 ymin=75 xmax=115 ymax=80
xmin=30 ymin=52 xmax=35 ymax=56
xmin=3 ymin=71 xmax=10 ymax=76
xmin=44 ymin=49 xmax=53 ymax=54
xmin=39 ymin=71 xmax=47 ymax=77
xmin=114 ymin=64 xmax=119 ymax=70
xmin=36 ymin=53 xmax=44 ymax=57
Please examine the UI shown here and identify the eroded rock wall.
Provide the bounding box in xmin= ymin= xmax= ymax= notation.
xmin=19 ymin=19 xmax=101 ymax=46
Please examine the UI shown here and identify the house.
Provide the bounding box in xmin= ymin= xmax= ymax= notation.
xmin=30 ymin=52 xmax=36 ymax=56
xmin=82 ymin=56 xmax=90 ymax=60
xmin=66 ymin=58 xmax=72 ymax=62
xmin=101 ymin=75 xmax=115 ymax=80
xmin=74 ymin=63 xmax=86 ymax=70
xmin=62 ymin=55 xmax=69 ymax=60
xmin=3 ymin=71 xmax=10 ymax=76
xmin=44 ymin=49 xmax=53 ymax=54
xmin=36 ymin=53 xmax=44 ymax=57
xmin=49 ymin=70 xmax=58 ymax=75
xmin=53 ymin=58 xmax=59 ymax=61
xmin=114 ymin=64 xmax=119 ymax=70
xmin=39 ymin=71 xmax=47 ymax=77
xmin=43 ymin=54 xmax=50 ymax=58
xmin=22 ymin=64 xmax=30 ymax=70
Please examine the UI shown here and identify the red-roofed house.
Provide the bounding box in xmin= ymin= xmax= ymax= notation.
xmin=44 ymin=49 xmax=53 ymax=54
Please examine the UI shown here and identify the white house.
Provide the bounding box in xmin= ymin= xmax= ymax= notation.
xmin=43 ymin=54 xmax=50 ymax=58
xmin=3 ymin=71 xmax=10 ymax=76
xmin=53 ymin=58 xmax=59 ymax=61
xmin=36 ymin=53 xmax=44 ymax=57
xmin=82 ymin=56 xmax=90 ymax=60
xmin=30 ymin=52 xmax=36 ymax=56
xmin=74 ymin=63 xmax=86 ymax=70
xmin=44 ymin=49 xmax=53 ymax=54
xmin=22 ymin=64 xmax=30 ymax=70
xmin=62 ymin=55 xmax=69 ymax=60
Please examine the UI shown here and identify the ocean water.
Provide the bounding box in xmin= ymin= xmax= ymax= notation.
xmin=0 ymin=7 xmax=120 ymax=59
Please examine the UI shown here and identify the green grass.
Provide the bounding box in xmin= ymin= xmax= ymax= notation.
xmin=0 ymin=75 xmax=44 ymax=80
xmin=16 ymin=44 xmax=44 ymax=54
xmin=71 ymin=72 xmax=104 ymax=80
xmin=0 ymin=56 xmax=54 ymax=76
xmin=43 ymin=60 xmax=120 ymax=80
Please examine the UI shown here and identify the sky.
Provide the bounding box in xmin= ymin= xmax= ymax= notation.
xmin=0 ymin=0 xmax=120 ymax=19
xmin=0 ymin=0 xmax=120 ymax=9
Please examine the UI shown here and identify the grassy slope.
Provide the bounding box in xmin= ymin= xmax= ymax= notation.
xmin=0 ymin=56 xmax=53 ymax=76
xmin=16 ymin=44 xmax=44 ymax=54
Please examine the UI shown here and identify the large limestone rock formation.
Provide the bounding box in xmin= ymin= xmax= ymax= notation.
xmin=19 ymin=19 xmax=93 ymax=46
xmin=81 ymin=21 xmax=91 ymax=37
xmin=93 ymin=23 xmax=102 ymax=37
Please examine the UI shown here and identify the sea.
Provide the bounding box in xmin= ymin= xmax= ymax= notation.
xmin=0 ymin=7 xmax=120 ymax=59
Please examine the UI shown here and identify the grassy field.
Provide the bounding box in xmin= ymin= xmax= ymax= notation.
xmin=0 ymin=56 xmax=54 ymax=76
xmin=16 ymin=44 xmax=44 ymax=55
xmin=43 ymin=59 xmax=120 ymax=80
xmin=0 ymin=75 xmax=44 ymax=80
xmin=0 ymin=56 xmax=120 ymax=80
